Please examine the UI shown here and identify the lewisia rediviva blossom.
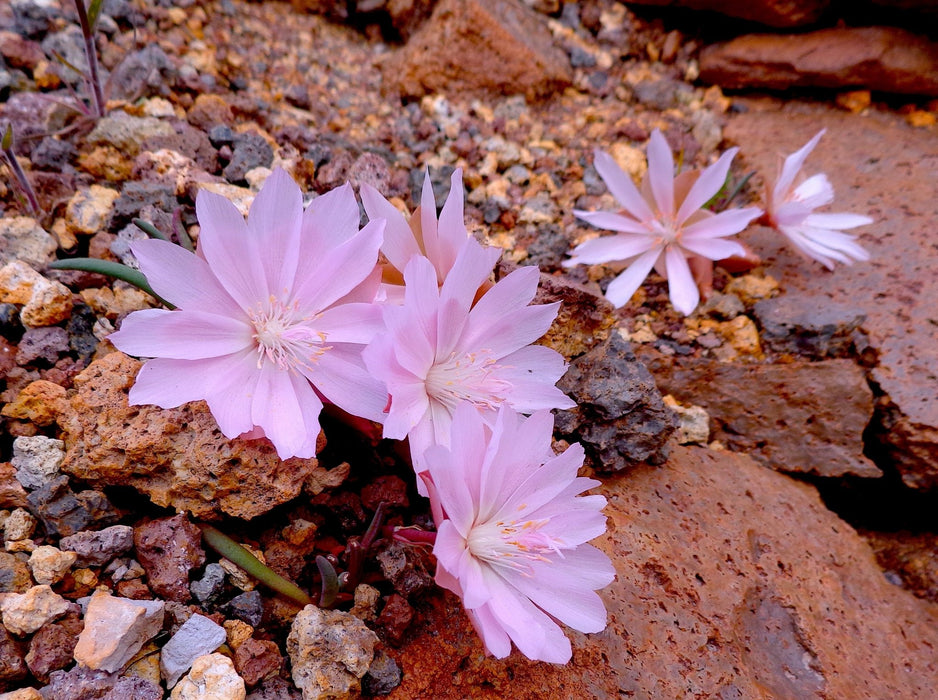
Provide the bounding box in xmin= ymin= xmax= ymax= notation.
xmin=763 ymin=129 xmax=873 ymax=269
xmin=566 ymin=129 xmax=762 ymax=315
xmin=109 ymin=168 xmax=389 ymax=460
xmin=421 ymin=403 xmax=615 ymax=663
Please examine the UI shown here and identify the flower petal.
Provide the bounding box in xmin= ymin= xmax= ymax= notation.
xmin=564 ymin=231 xmax=658 ymax=266
xmin=682 ymin=206 xmax=762 ymax=239
xmin=592 ymin=149 xmax=655 ymax=222
xmin=680 ymin=236 xmax=747 ymax=261
xmin=361 ymin=183 xmax=420 ymax=273
xmin=435 ymin=168 xmax=470 ymax=276
xmin=111 ymin=308 xmax=253 ymax=360
xmin=251 ymin=364 xmax=321 ymax=459
xmin=664 ymin=246 xmax=699 ymax=315
xmin=774 ymin=129 xmax=824 ymax=203
xmin=603 ymin=247 xmax=660 ymax=308
xmin=675 ymin=147 xmax=737 ymax=224
xmin=803 ymin=212 xmax=873 ymax=230
xmin=304 ymin=345 xmax=388 ymax=422
xmin=572 ymin=210 xmax=652 ymax=235
xmin=301 ymin=182 xmax=361 ymax=249
xmin=314 ymin=302 xmax=384 ymax=345
xmin=246 ymin=167 xmax=303 ymax=294
xmin=646 ymin=130 xmax=675 ymax=218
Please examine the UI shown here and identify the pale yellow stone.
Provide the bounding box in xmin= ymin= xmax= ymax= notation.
xmin=0 ymin=687 xmax=44 ymax=700
xmin=20 ymin=276 xmax=73 ymax=328
xmin=724 ymin=274 xmax=779 ymax=305
xmin=170 ymin=653 xmax=245 ymax=700
xmin=715 ymin=316 xmax=762 ymax=358
xmin=0 ymin=585 xmax=69 ymax=635
xmin=3 ymin=509 xmax=36 ymax=542
xmin=0 ymin=261 xmax=42 ymax=305
xmin=28 ymin=546 xmax=76 ymax=586
xmin=125 ymin=641 xmax=163 ymax=685
xmin=223 ymin=620 xmax=253 ymax=650
xmin=73 ymin=589 xmax=165 ymax=673
xmin=65 ymin=185 xmax=120 ymax=236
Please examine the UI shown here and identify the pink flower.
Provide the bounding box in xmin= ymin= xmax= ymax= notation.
xmin=363 ymin=241 xmax=575 ymax=463
xmin=422 ymin=404 xmax=614 ymax=663
xmin=566 ymin=130 xmax=762 ymax=314
xmin=109 ymin=168 xmax=389 ymax=460
xmin=764 ymin=129 xmax=872 ymax=269
xmin=361 ymin=168 xmax=485 ymax=297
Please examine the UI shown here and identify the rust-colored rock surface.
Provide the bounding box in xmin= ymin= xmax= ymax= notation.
xmin=56 ymin=351 xmax=336 ymax=520
xmin=382 ymin=0 xmax=572 ymax=100
xmin=625 ymin=0 xmax=829 ymax=27
xmin=700 ymin=27 xmax=938 ymax=96
xmin=725 ymin=102 xmax=938 ymax=489
xmin=388 ymin=447 xmax=938 ymax=698
xmin=639 ymin=350 xmax=879 ymax=478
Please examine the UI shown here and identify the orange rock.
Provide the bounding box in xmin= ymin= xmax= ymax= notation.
xmin=1 ymin=380 xmax=68 ymax=426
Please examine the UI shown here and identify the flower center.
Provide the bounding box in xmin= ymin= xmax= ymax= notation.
xmin=467 ymin=516 xmax=568 ymax=576
xmin=425 ymin=351 xmax=511 ymax=412
xmin=248 ymin=296 xmax=328 ymax=372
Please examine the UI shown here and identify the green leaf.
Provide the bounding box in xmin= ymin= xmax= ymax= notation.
xmin=201 ymin=525 xmax=313 ymax=608
xmin=87 ymin=0 xmax=104 ymax=29
xmin=132 ymin=218 xmax=171 ymax=242
xmin=1 ymin=124 xmax=12 ymax=151
xmin=48 ymin=258 xmax=174 ymax=308
xmin=316 ymin=555 xmax=339 ymax=608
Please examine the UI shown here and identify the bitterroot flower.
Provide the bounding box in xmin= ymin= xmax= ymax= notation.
xmin=422 ymin=404 xmax=614 ymax=663
xmin=363 ymin=240 xmax=575 ymax=464
xmin=763 ymin=129 xmax=872 ymax=269
xmin=109 ymin=168 xmax=389 ymax=460
xmin=566 ymin=130 xmax=762 ymax=314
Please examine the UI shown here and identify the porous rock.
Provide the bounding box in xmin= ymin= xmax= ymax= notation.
xmin=700 ymin=27 xmax=938 ymax=96
xmin=383 ymin=0 xmax=572 ymax=100
xmin=59 ymin=525 xmax=134 ymax=567
xmin=387 ymin=446 xmax=938 ymax=698
xmin=85 ymin=112 xmax=177 ymax=157
xmin=170 ymin=653 xmax=245 ymax=700
xmin=0 ymin=217 xmax=57 ymax=268
xmin=752 ymin=294 xmax=866 ymax=359
xmin=1 ymin=381 xmax=67 ymax=427
xmin=72 ymin=589 xmax=164 ymax=673
xmin=555 ymin=332 xmax=677 ymax=470
xmin=27 ymin=546 xmax=76 ymax=586
xmin=58 ymin=352 xmax=334 ymax=520
xmin=134 ymin=514 xmax=205 ymax=604
xmin=0 ymin=585 xmax=69 ymax=636
xmin=287 ymin=606 xmax=378 ymax=700
xmin=160 ymin=613 xmax=228 ymax=688
xmin=25 ymin=620 xmax=80 ymax=682
xmin=0 ymin=625 xmax=29 ymax=692
xmin=641 ymin=349 xmax=880 ymax=478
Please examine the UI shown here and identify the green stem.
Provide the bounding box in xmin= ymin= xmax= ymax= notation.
xmin=48 ymin=258 xmax=174 ymax=308
xmin=200 ymin=524 xmax=313 ymax=608
xmin=132 ymin=218 xmax=171 ymax=242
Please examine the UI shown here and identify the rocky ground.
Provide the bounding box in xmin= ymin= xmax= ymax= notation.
xmin=1 ymin=0 xmax=938 ymax=698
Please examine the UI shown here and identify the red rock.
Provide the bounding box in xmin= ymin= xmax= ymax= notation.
xmin=639 ymin=350 xmax=880 ymax=478
xmin=0 ymin=462 xmax=29 ymax=509
xmin=376 ymin=594 xmax=413 ymax=647
xmin=57 ymin=352 xmax=335 ymax=519
xmin=388 ymin=446 xmax=938 ymax=698
xmin=724 ymin=103 xmax=938 ymax=489
xmin=186 ymin=94 xmax=235 ymax=130
xmin=25 ymin=621 xmax=80 ymax=682
xmin=383 ymin=0 xmax=572 ymax=101
xmin=360 ymin=475 xmax=409 ymax=512
xmin=700 ymin=27 xmax=938 ymax=96
xmin=866 ymin=531 xmax=938 ymax=603
xmin=624 ymin=0 xmax=828 ymax=27
xmin=233 ymin=637 xmax=283 ymax=687
xmin=134 ymin=514 xmax=206 ymax=603
xmin=0 ymin=626 xmax=28 ymax=692
xmin=0 ymin=31 xmax=44 ymax=70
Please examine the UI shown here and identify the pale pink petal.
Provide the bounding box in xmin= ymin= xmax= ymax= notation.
xmin=448 ymin=401 xmax=488 ymax=502
xmin=592 ymin=149 xmax=655 ymax=222
xmin=428 ymin=462 xmax=476 ymax=536
xmin=572 ymin=210 xmax=652 ymax=235
xmin=457 ymin=552 xmax=492 ymax=609
xmin=419 ymin=169 xmax=441 ymax=267
xmin=563 ymin=232 xmax=658 ymax=267
xmin=300 ymin=182 xmax=361 ymax=249
xmin=377 ymin=309 xmax=435 ymax=377
xmin=495 ymin=346 xmax=575 ymax=412
xmin=202 ymin=350 xmax=264 ymax=438
xmin=682 ymin=207 xmax=762 ymax=239
xmin=792 ymin=225 xmax=870 ymax=264
xmin=381 ymin=380 xmax=429 ymax=440
xmin=773 ymin=200 xmax=813 ymax=227
xmin=195 ymin=189 xmax=267 ymax=310
xmin=434 ymin=297 xmax=470 ymax=363
xmin=774 ymin=129 xmax=825 ymax=202
xmin=436 ymin=168 xmax=469 ymax=275
xmin=251 ymin=364 xmax=318 ymax=459
xmin=428 ymin=399 xmax=455 ymax=446
xmin=401 ymin=256 xmax=442 ymax=348
xmin=793 ymin=173 xmax=834 ymax=209
xmin=604 ymin=247 xmax=660 ymax=308
xmin=131 ymin=239 xmax=241 ymax=316
xmin=128 ymin=357 xmax=223 ymax=408
xmin=314 ymin=302 xmax=383 ymax=345
xmin=803 ymin=212 xmax=873 ymax=230
xmin=466 ymin=605 xmax=512 ymax=659
xmin=507 ymin=574 xmax=608 ymax=634
xmin=246 ymin=167 xmax=302 ymax=293
xmin=495 ymin=444 xmax=586 ymax=518
xmin=433 ymin=519 xmax=469 ymax=572
xmin=664 ymin=246 xmax=698 ymax=315
xmin=675 ymin=147 xmax=738 ymax=224
xmin=465 ymin=266 xmax=539 ymax=330
xmin=111 ymin=308 xmax=252 ymax=360
xmin=462 ymin=302 xmax=559 ymax=360
xmin=439 ymin=239 xmax=502 ymax=311
xmin=534 ymin=544 xmax=616 ymax=591
xmin=480 ymin=410 xmax=555 ymax=513
xmin=680 ymin=236 xmax=747 ymax=261
xmin=360 ymin=183 xmax=420 ymax=273
xmin=304 ymin=346 xmax=388 ymax=422
xmin=646 ymin=130 xmax=675 ymax=217
xmin=330 ymin=263 xmax=382 ymax=306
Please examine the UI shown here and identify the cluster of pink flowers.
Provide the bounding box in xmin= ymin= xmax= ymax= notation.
xmin=566 ymin=129 xmax=873 ymax=314
xmin=110 ymin=167 xmax=611 ymax=663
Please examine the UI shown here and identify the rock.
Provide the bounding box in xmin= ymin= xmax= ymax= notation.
xmin=0 ymin=31 xmax=44 ymax=71
xmin=223 ymin=621 xmax=253 ymax=651
xmin=287 ymin=606 xmax=378 ymax=700
xmin=59 ymin=525 xmax=134 ymax=567
xmin=109 ymin=181 xmax=178 ymax=230
xmin=376 ymin=594 xmax=413 ymax=647
xmin=14 ymin=327 xmax=70 ymax=366
xmin=27 ymin=546 xmax=76 ymax=586
xmin=555 ymin=332 xmax=678 ymax=470
xmin=39 ymin=26 xmax=87 ymax=85
xmin=134 ymin=514 xmax=206 ymax=604
xmin=753 ymin=294 xmax=866 ymax=359
xmin=24 ymin=476 xmax=93 ymax=538
xmin=25 ymin=620 xmax=80 ymax=682
xmin=724 ymin=273 xmax=779 ymax=305
xmin=72 ymin=590 xmax=164 ymax=673
xmin=347 ymin=153 xmax=391 ymax=195
xmin=3 ymin=510 xmax=36 ymax=542
xmin=700 ymin=27 xmax=938 ymax=97
xmin=0 ymin=585 xmax=69 ymax=636
xmin=362 ymin=650 xmax=402 ymax=696
xmin=1 ymin=381 xmax=67 ymax=427
xmin=642 ymin=350 xmax=880 ymax=478
xmin=85 ymin=112 xmax=176 ymax=157
xmin=64 ymin=185 xmax=121 ymax=237
xmin=170 ymin=653 xmax=245 ymax=700
xmin=58 ymin=352 xmax=334 ymax=520
xmin=0 ymin=626 xmax=28 ymax=692
xmin=187 ymin=94 xmax=234 ymax=130
xmin=0 ymin=552 xmax=32 ymax=594
xmin=77 ymin=146 xmax=135 ymax=183
xmin=223 ymin=591 xmax=263 ymax=628
xmin=0 ymin=688 xmax=41 ymax=700
xmin=0 ymin=308 xmax=24 ymax=344
xmin=387 ymin=446 xmax=938 ymax=698
xmin=140 ymin=122 xmax=219 ymax=173
xmin=79 ymin=285 xmax=155 ymax=320
xmin=0 ymin=262 xmax=73 ymax=329
xmin=724 ymin=106 xmax=937 ymax=490
xmin=232 ymin=638 xmax=282 ymax=688
xmin=223 ymin=132 xmax=274 ymax=183
xmin=0 ymin=218 xmax=56 ymax=268
xmin=623 ymin=0 xmax=828 ymax=27
xmin=0 ymin=465 xmax=28 ymax=512
xmin=30 ymin=137 xmax=75 ymax=172
xmin=350 ymin=584 xmax=381 ymax=623
xmin=41 ymin=666 xmax=116 ymax=700
xmin=376 ymin=542 xmax=435 ymax=599
xmin=107 ymin=45 xmax=178 ymax=102
xmin=160 ymin=613 xmax=228 ymax=688
xmin=359 ymin=476 xmax=409 ymax=512
xmin=11 ymin=436 xmax=64 ymax=492
xmin=383 ymin=0 xmax=572 ymax=100
xmin=245 ymin=676 xmax=302 ymax=700
xmin=189 ymin=563 xmax=226 ymax=604
xmin=101 ymin=676 xmax=163 ymax=700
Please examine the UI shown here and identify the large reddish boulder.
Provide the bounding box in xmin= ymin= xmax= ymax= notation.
xmin=625 ymin=0 xmax=829 ymax=27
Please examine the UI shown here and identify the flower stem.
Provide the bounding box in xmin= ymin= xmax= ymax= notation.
xmin=47 ymin=258 xmax=174 ymax=308
xmin=386 ymin=526 xmax=437 ymax=546
xmin=73 ymin=0 xmax=106 ymax=118
xmin=2 ymin=125 xmax=41 ymax=217
xmin=200 ymin=524 xmax=313 ymax=608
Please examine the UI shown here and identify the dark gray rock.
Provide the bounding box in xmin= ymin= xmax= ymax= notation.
xmin=12 ymin=0 xmax=59 ymax=37
xmin=224 ymin=590 xmax=264 ymax=627
xmin=223 ymin=132 xmax=274 ymax=183
xmin=753 ymin=294 xmax=866 ymax=359
xmin=40 ymin=26 xmax=89 ymax=85
xmin=0 ymin=303 xmax=25 ymax=342
xmin=555 ymin=333 xmax=678 ymax=470
xmin=67 ymin=303 xmax=99 ymax=361
xmin=15 ymin=326 xmax=69 ymax=367
xmin=30 ymin=137 xmax=76 ymax=171
xmin=376 ymin=541 xmax=435 ymax=599
xmin=190 ymin=562 xmax=226 ymax=603
xmin=110 ymin=181 xmax=177 ymax=229
xmin=26 ymin=475 xmax=92 ymax=538
xmin=107 ymin=44 xmax=177 ymax=102
xmin=363 ymin=650 xmax=402 ymax=696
